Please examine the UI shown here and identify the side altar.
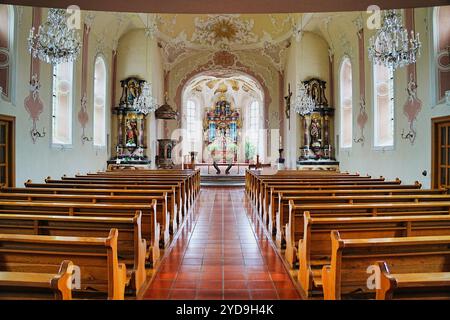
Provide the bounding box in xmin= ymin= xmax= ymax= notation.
xmin=107 ymin=77 xmax=151 ymax=167
xmin=296 ymin=78 xmax=339 ymax=171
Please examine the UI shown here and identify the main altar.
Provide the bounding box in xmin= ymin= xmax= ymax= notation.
xmin=296 ymin=78 xmax=339 ymax=171
xmin=203 ymin=95 xmax=241 ymax=163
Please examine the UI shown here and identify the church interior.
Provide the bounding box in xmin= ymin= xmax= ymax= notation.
xmin=0 ymin=0 xmax=450 ymax=302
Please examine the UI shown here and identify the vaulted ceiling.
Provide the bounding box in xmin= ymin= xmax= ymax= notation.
xmin=3 ymin=0 xmax=449 ymax=13
xmin=146 ymin=14 xmax=295 ymax=50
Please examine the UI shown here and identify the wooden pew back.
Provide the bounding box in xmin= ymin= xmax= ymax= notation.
xmin=0 ymin=229 xmax=127 ymax=299
xmin=321 ymin=232 xmax=450 ymax=300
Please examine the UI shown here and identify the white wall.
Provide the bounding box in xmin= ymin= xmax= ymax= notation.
xmin=0 ymin=7 xmax=115 ymax=185
xmin=283 ymin=31 xmax=331 ymax=168
xmin=115 ymin=29 xmax=165 ymax=168
xmin=332 ymin=8 xmax=449 ymax=187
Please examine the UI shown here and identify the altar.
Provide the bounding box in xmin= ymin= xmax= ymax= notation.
xmin=196 ymin=162 xmax=250 ymax=175
xmin=203 ymin=95 xmax=241 ymax=163
xmin=296 ymin=78 xmax=339 ymax=171
xmin=108 ymin=77 xmax=151 ymax=166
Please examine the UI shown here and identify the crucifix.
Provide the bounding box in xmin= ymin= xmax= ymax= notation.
xmin=284 ymin=83 xmax=292 ymax=130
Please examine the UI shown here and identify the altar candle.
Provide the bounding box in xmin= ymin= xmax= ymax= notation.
xmin=279 ymin=135 xmax=282 ymax=148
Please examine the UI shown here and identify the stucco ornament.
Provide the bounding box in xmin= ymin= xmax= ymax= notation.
xmin=191 ymin=15 xmax=258 ymax=47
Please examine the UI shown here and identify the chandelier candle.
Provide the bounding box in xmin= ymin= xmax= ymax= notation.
xmin=368 ymin=10 xmax=421 ymax=70
xmin=28 ymin=9 xmax=82 ymax=64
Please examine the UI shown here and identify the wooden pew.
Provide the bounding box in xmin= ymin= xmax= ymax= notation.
xmin=375 ymin=261 xmax=450 ymax=300
xmin=2 ymin=186 xmax=180 ymax=235
xmin=321 ymin=232 xmax=450 ymax=300
xmin=0 ymin=212 xmax=147 ymax=295
xmin=0 ymin=229 xmax=127 ymax=300
xmin=20 ymin=183 xmax=178 ymax=245
xmin=256 ymin=179 xmax=413 ymax=220
xmin=69 ymin=175 xmax=195 ymax=209
xmin=258 ymin=177 xmax=397 ymax=219
xmin=272 ymin=187 xmax=448 ymax=240
xmin=250 ymin=174 xmax=372 ymax=207
xmin=0 ymin=190 xmax=174 ymax=246
xmin=0 ymin=200 xmax=160 ymax=265
xmin=285 ymin=201 xmax=450 ymax=267
xmin=298 ymin=213 xmax=450 ymax=296
xmin=246 ymin=170 xmax=363 ymax=202
xmin=0 ymin=260 xmax=73 ymax=300
xmin=50 ymin=175 xmax=193 ymax=214
xmin=245 ymin=169 xmax=359 ymax=196
xmin=37 ymin=180 xmax=187 ymax=224
xmin=274 ymin=191 xmax=450 ymax=247
xmin=85 ymin=169 xmax=201 ymax=199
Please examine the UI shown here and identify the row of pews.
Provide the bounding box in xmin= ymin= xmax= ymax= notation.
xmin=0 ymin=169 xmax=200 ymax=300
xmin=246 ymin=169 xmax=450 ymax=300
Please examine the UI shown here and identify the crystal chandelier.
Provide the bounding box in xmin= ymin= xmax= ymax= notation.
xmin=133 ymin=82 xmax=158 ymax=115
xmin=28 ymin=8 xmax=81 ymax=64
xmin=293 ymin=82 xmax=315 ymax=116
xmin=368 ymin=10 xmax=421 ymax=70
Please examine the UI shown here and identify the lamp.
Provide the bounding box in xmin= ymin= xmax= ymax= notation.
xmin=132 ymin=14 xmax=159 ymax=115
xmin=368 ymin=10 xmax=421 ymax=71
xmin=293 ymin=81 xmax=315 ymax=116
xmin=28 ymin=8 xmax=81 ymax=65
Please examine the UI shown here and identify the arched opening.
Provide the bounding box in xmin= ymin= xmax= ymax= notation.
xmin=181 ymin=71 xmax=265 ymax=164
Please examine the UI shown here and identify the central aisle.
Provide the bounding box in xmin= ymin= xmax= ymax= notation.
xmin=142 ymin=187 xmax=301 ymax=300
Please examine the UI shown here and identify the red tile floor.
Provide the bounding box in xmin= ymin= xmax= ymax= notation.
xmin=141 ymin=187 xmax=301 ymax=300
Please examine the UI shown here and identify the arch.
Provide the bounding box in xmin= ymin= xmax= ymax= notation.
xmin=174 ymin=51 xmax=272 ymax=131
xmin=181 ymin=71 xmax=266 ymax=163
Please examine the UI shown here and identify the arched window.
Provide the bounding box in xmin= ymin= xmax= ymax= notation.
xmin=246 ymin=100 xmax=261 ymax=160
xmin=93 ymin=56 xmax=107 ymax=147
xmin=52 ymin=62 xmax=74 ymax=145
xmin=339 ymin=57 xmax=353 ymax=148
xmin=373 ymin=64 xmax=394 ymax=148
xmin=0 ymin=5 xmax=14 ymax=101
xmin=433 ymin=6 xmax=450 ymax=104
xmin=186 ymin=99 xmax=199 ymax=151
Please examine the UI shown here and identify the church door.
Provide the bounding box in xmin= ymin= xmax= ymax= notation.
xmin=0 ymin=115 xmax=14 ymax=187
xmin=432 ymin=116 xmax=450 ymax=189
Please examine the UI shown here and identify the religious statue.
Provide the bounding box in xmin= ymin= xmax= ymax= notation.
xmin=284 ymin=83 xmax=292 ymax=120
xmin=125 ymin=119 xmax=138 ymax=147
xmin=310 ymin=118 xmax=321 ymax=146
xmin=127 ymin=81 xmax=138 ymax=105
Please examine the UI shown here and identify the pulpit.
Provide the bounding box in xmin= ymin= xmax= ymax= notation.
xmin=156 ymin=139 xmax=177 ymax=169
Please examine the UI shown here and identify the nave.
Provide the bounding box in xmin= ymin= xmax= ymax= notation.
xmin=142 ymin=187 xmax=301 ymax=300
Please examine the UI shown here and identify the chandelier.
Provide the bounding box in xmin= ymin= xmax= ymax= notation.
xmin=368 ymin=10 xmax=421 ymax=70
xmin=133 ymin=82 xmax=158 ymax=115
xmin=293 ymin=82 xmax=315 ymax=116
xmin=28 ymin=8 xmax=81 ymax=64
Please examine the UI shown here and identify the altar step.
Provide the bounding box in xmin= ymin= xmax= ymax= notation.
xmin=200 ymin=175 xmax=245 ymax=187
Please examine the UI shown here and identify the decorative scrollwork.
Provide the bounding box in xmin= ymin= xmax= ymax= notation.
xmin=30 ymin=127 xmax=46 ymax=143
xmin=401 ymin=128 xmax=416 ymax=144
